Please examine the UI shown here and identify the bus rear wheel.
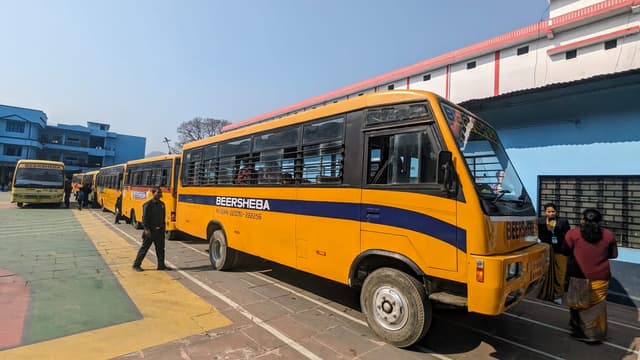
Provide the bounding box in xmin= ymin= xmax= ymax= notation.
xmin=166 ymin=230 xmax=179 ymax=241
xmin=360 ymin=267 xmax=431 ymax=348
xmin=209 ymin=229 xmax=236 ymax=270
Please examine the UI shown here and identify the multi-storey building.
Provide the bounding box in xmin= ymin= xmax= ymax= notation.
xmin=0 ymin=104 xmax=145 ymax=183
xmin=40 ymin=121 xmax=145 ymax=173
xmin=0 ymin=104 xmax=47 ymax=187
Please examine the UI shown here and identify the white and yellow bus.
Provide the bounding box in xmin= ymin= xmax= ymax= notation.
xmin=176 ymin=90 xmax=548 ymax=347
xmin=11 ymin=159 xmax=65 ymax=207
xmin=122 ymin=154 xmax=181 ymax=239
xmin=95 ymin=163 xmax=126 ymax=213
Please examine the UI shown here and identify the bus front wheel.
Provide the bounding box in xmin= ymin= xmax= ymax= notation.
xmin=17 ymin=202 xmax=23 ymax=208
xmin=360 ymin=267 xmax=431 ymax=348
xmin=209 ymin=229 xmax=236 ymax=270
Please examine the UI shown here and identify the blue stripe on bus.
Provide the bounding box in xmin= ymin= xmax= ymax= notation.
xmin=178 ymin=194 xmax=466 ymax=252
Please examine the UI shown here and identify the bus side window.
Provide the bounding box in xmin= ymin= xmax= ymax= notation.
xmin=367 ymin=137 xmax=390 ymax=184
xmin=367 ymin=130 xmax=437 ymax=185
xmin=160 ymin=168 xmax=169 ymax=186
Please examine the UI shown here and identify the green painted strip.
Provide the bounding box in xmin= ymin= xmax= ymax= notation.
xmin=0 ymin=207 xmax=141 ymax=345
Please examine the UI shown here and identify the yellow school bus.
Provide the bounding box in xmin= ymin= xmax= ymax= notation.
xmin=122 ymin=154 xmax=181 ymax=239
xmin=95 ymin=163 xmax=126 ymax=213
xmin=176 ymin=90 xmax=548 ymax=347
xmin=72 ymin=170 xmax=98 ymax=206
xmin=11 ymin=159 xmax=65 ymax=207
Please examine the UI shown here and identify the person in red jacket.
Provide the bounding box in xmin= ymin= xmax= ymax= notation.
xmin=562 ymin=208 xmax=618 ymax=343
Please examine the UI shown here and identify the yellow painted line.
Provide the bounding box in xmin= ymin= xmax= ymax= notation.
xmin=1 ymin=210 xmax=231 ymax=360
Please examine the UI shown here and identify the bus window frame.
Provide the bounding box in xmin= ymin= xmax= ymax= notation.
xmin=362 ymin=123 xmax=449 ymax=196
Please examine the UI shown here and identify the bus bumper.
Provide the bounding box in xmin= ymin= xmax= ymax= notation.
xmin=11 ymin=193 xmax=64 ymax=204
xmin=466 ymin=243 xmax=549 ymax=315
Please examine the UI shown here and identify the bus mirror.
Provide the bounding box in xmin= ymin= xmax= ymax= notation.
xmin=437 ymin=151 xmax=456 ymax=194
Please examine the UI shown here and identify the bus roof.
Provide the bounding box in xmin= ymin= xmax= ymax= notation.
xmin=184 ymin=90 xmax=439 ymax=151
xmin=98 ymin=163 xmax=126 ymax=172
xmin=126 ymin=153 xmax=180 ymax=166
xmin=16 ymin=159 xmax=65 ymax=167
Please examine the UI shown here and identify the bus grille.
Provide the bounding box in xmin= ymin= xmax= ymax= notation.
xmin=506 ymin=221 xmax=535 ymax=240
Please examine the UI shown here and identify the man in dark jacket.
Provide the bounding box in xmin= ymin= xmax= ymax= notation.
xmin=537 ymin=202 xmax=571 ymax=302
xmin=132 ymin=187 xmax=172 ymax=271
xmin=77 ymin=184 xmax=85 ymax=210
xmin=63 ymin=176 xmax=72 ymax=208
xmin=83 ymin=182 xmax=92 ymax=208
xmin=114 ymin=195 xmax=123 ymax=224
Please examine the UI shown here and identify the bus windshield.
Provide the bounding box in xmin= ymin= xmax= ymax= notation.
xmin=440 ymin=102 xmax=534 ymax=216
xmin=14 ymin=167 xmax=64 ymax=188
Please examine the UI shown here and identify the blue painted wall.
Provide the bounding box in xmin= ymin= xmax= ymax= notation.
xmin=0 ymin=105 xmax=47 ymax=161
xmin=499 ymin=112 xmax=640 ymax=211
xmin=112 ymin=134 xmax=145 ymax=164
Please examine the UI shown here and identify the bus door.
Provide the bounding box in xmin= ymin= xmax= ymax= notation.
xmin=360 ymin=126 xmax=459 ymax=272
xmin=294 ymin=117 xmax=360 ymax=282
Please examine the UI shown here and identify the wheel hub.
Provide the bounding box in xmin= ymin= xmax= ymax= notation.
xmin=372 ymin=286 xmax=408 ymax=330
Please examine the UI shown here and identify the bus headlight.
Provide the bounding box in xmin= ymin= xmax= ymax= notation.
xmin=506 ymin=262 xmax=522 ymax=281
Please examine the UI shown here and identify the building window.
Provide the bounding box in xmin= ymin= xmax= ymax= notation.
xmin=604 ymin=39 xmax=617 ymax=50
xmin=4 ymin=145 xmax=22 ymax=156
xmin=566 ymin=49 xmax=577 ymax=60
xmin=466 ymin=61 xmax=476 ymax=70
xmin=423 ymin=74 xmax=431 ymax=81
xmin=387 ymin=84 xmax=394 ymax=90
xmin=517 ymin=46 xmax=529 ymax=55
xmin=6 ymin=120 xmax=25 ymax=133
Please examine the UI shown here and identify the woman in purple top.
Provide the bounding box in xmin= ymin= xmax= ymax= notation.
xmin=562 ymin=208 xmax=618 ymax=343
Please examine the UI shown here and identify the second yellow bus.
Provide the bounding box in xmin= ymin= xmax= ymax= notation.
xmin=122 ymin=154 xmax=181 ymax=239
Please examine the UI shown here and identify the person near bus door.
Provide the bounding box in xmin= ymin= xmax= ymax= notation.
xmin=114 ymin=195 xmax=123 ymax=224
xmin=77 ymin=183 xmax=86 ymax=210
xmin=83 ymin=182 xmax=92 ymax=208
xmin=132 ymin=187 xmax=172 ymax=271
xmin=537 ymin=202 xmax=571 ymax=303
xmin=63 ymin=176 xmax=72 ymax=208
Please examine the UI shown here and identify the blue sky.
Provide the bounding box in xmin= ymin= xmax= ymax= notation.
xmin=1 ymin=0 xmax=549 ymax=154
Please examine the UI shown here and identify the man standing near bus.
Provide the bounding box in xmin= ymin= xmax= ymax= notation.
xmin=114 ymin=195 xmax=123 ymax=224
xmin=132 ymin=187 xmax=172 ymax=271
xmin=537 ymin=203 xmax=571 ymax=303
xmin=63 ymin=176 xmax=72 ymax=208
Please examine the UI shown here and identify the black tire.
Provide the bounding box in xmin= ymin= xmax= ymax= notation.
xmin=360 ymin=267 xmax=431 ymax=348
xmin=17 ymin=202 xmax=23 ymax=208
xmin=209 ymin=229 xmax=236 ymax=270
xmin=166 ymin=230 xmax=180 ymax=241
xmin=101 ymin=202 xmax=107 ymax=212
xmin=131 ymin=211 xmax=142 ymax=229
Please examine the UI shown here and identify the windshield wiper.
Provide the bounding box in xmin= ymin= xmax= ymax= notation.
xmin=492 ymin=189 xmax=511 ymax=204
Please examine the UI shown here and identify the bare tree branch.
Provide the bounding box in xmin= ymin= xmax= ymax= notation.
xmin=173 ymin=117 xmax=230 ymax=152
